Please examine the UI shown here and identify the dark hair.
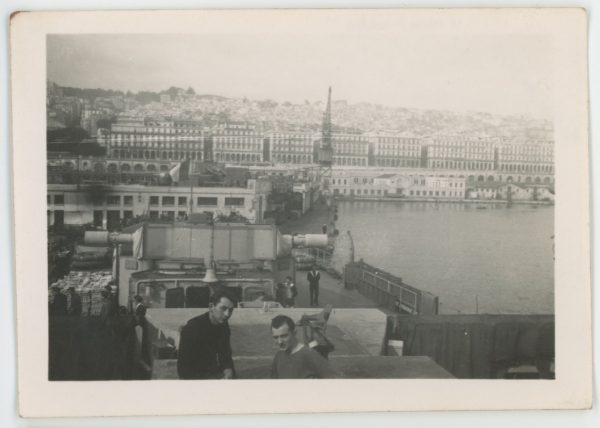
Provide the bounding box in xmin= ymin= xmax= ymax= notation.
xmin=271 ymin=315 xmax=295 ymax=332
xmin=134 ymin=295 xmax=143 ymax=303
xmin=210 ymin=287 xmax=238 ymax=306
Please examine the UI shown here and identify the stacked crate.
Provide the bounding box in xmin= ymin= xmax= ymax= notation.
xmin=50 ymin=271 xmax=114 ymax=316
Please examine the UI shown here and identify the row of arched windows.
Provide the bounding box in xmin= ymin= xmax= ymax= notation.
xmin=500 ymin=163 xmax=553 ymax=173
xmin=273 ymin=154 xmax=312 ymax=163
xmin=376 ymin=159 xmax=420 ymax=167
xmin=333 ymin=157 xmax=367 ymax=166
xmin=215 ymin=152 xmax=262 ymax=162
xmin=111 ymin=149 xmax=202 ymax=161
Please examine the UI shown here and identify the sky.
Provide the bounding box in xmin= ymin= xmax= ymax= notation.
xmin=47 ymin=33 xmax=554 ymax=119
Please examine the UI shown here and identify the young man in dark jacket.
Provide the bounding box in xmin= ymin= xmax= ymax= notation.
xmin=177 ymin=288 xmax=237 ymax=380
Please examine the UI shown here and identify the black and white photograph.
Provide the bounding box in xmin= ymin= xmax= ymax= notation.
xmin=8 ymin=8 xmax=592 ymax=417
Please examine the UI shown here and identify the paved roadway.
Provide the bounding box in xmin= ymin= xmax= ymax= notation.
xmin=280 ymin=199 xmax=379 ymax=309
xmin=291 ymin=268 xmax=378 ymax=309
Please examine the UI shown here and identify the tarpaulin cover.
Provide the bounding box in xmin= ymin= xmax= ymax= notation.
xmin=387 ymin=314 xmax=554 ymax=378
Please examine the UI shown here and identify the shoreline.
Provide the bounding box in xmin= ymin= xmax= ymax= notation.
xmin=332 ymin=196 xmax=553 ymax=206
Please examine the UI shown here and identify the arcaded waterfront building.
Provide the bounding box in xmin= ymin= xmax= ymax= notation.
xmin=212 ymin=122 xmax=264 ymax=163
xmin=47 ymin=153 xmax=180 ymax=177
xmin=327 ymin=133 xmax=370 ymax=166
xmin=265 ymin=131 xmax=316 ymax=164
xmin=496 ymin=139 xmax=554 ymax=175
xmin=367 ymin=132 xmax=422 ymax=168
xmin=101 ymin=115 xmax=207 ymax=162
xmin=425 ymin=135 xmax=496 ymax=171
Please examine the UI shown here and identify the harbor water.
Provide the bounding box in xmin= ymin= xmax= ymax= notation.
xmin=335 ymin=201 xmax=554 ymax=315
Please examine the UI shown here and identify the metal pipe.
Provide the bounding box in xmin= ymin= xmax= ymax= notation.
xmin=84 ymin=231 xmax=133 ymax=245
xmin=288 ymin=234 xmax=329 ymax=248
xmin=278 ymin=234 xmax=328 ymax=257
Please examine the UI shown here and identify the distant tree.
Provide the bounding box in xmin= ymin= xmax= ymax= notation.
xmin=185 ymin=87 xmax=196 ymax=95
xmin=96 ymin=117 xmax=116 ymax=129
xmin=47 ymin=127 xmax=90 ymax=143
xmin=164 ymin=86 xmax=181 ymax=97
xmin=135 ymin=91 xmax=160 ymax=104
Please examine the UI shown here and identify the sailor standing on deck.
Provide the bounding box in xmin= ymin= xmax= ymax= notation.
xmin=307 ymin=265 xmax=321 ymax=307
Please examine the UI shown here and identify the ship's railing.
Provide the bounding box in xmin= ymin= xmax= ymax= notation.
xmin=311 ymin=247 xmax=333 ymax=271
xmin=344 ymin=260 xmax=439 ymax=315
xmin=302 ymin=247 xmax=344 ymax=279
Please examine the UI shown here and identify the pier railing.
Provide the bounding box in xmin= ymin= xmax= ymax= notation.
xmin=344 ymin=260 xmax=439 ymax=315
xmin=311 ymin=247 xmax=334 ymax=271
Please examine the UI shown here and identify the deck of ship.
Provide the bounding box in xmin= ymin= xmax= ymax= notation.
xmin=146 ymin=307 xmax=454 ymax=379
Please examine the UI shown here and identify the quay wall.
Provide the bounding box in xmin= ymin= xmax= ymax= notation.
xmin=333 ymin=195 xmax=553 ymax=205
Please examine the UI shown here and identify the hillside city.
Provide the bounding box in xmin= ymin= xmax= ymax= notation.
xmin=47 ymin=81 xmax=552 ymax=140
xmin=46 ymin=81 xmax=555 ymax=235
xmin=45 ymin=83 xmax=557 ymax=382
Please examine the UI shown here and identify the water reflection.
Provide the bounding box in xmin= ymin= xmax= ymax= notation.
xmin=337 ymin=201 xmax=554 ymax=315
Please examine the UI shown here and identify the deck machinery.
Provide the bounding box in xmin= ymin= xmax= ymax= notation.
xmin=82 ymin=221 xmax=456 ymax=380
xmin=84 ymin=222 xmax=328 ymax=310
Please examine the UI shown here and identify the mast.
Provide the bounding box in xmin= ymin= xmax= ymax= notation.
xmin=318 ymin=87 xmax=334 ymax=203
xmin=322 ymin=86 xmax=333 ymax=154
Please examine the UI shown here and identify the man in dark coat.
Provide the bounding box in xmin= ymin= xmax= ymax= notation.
xmin=48 ymin=285 xmax=67 ymax=316
xmin=66 ymin=287 xmax=82 ymax=316
xmin=134 ymin=295 xmax=147 ymax=321
xmin=177 ymin=288 xmax=237 ymax=380
xmin=307 ymin=266 xmax=321 ymax=307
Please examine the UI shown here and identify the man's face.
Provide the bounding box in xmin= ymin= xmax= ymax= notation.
xmin=209 ymin=297 xmax=235 ymax=324
xmin=272 ymin=323 xmax=297 ymax=352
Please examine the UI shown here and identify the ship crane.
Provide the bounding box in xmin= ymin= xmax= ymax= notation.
xmin=317 ymin=86 xmax=334 ymax=205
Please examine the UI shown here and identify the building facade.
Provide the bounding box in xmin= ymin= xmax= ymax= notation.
xmin=47 ymin=154 xmax=179 ymax=176
xmin=369 ymin=133 xmax=422 ymax=168
xmin=103 ymin=116 xmax=207 ymax=162
xmin=47 ymin=180 xmax=272 ymax=230
xmin=212 ymin=122 xmax=264 ymax=163
xmin=328 ymin=168 xmax=466 ymax=199
xmin=496 ymin=139 xmax=554 ymax=175
xmin=425 ymin=136 xmax=495 ymax=171
xmin=266 ymin=131 xmax=316 ymax=164
xmin=330 ymin=133 xmax=370 ymax=166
